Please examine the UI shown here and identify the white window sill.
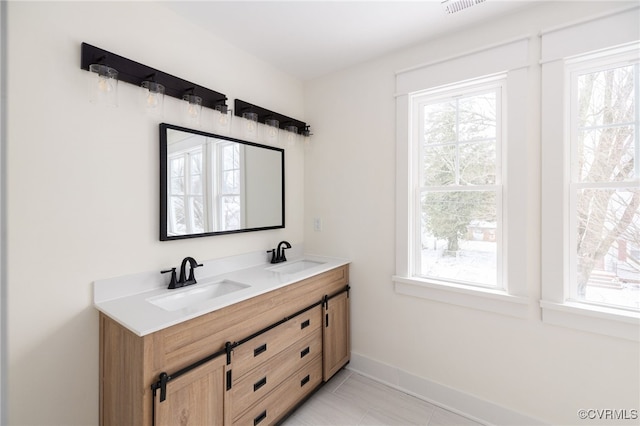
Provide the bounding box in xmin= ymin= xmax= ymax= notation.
xmin=540 ymin=300 xmax=640 ymax=341
xmin=392 ymin=276 xmax=530 ymax=318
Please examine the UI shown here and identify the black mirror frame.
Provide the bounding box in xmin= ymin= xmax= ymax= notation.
xmin=159 ymin=123 xmax=285 ymax=241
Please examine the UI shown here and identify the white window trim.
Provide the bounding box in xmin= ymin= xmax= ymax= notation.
xmin=394 ymin=38 xmax=531 ymax=318
xmin=540 ymin=6 xmax=640 ymax=341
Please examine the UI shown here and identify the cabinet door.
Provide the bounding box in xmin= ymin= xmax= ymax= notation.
xmin=322 ymin=290 xmax=350 ymax=380
xmin=154 ymin=355 xmax=226 ymax=426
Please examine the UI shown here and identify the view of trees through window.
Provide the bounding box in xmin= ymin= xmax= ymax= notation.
xmin=169 ymin=148 xmax=205 ymax=235
xmin=571 ymin=58 xmax=640 ymax=310
xmin=416 ymin=82 xmax=502 ymax=288
xmin=168 ymin=141 xmax=242 ymax=235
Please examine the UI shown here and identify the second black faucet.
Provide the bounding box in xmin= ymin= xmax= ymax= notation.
xmin=267 ymin=241 xmax=291 ymax=264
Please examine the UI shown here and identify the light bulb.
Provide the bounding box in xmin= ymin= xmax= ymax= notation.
xmin=214 ymin=106 xmax=231 ymax=134
xmin=140 ymin=81 xmax=164 ymax=114
xmin=88 ymin=64 xmax=118 ymax=106
xmin=264 ymin=118 xmax=279 ymax=144
xmin=242 ymin=112 xmax=259 ymax=138
xmin=146 ymin=92 xmax=159 ymax=108
xmin=284 ymin=125 xmax=298 ymax=145
xmin=188 ymin=103 xmax=199 ymax=118
xmin=98 ymin=75 xmax=114 ymax=93
xmin=182 ymin=94 xmax=202 ymax=125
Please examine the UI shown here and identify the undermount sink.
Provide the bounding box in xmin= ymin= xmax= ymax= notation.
xmin=147 ymin=280 xmax=250 ymax=311
xmin=268 ymin=259 xmax=326 ymax=274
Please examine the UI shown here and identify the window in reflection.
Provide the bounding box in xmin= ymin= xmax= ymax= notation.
xmin=167 ymin=134 xmax=245 ymax=236
xmin=217 ymin=142 xmax=241 ymax=231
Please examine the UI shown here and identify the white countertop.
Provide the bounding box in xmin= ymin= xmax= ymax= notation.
xmin=94 ymin=250 xmax=350 ymax=337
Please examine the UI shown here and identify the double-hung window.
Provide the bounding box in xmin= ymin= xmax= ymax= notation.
xmin=567 ymin=49 xmax=639 ymax=312
xmin=411 ymin=77 xmax=504 ymax=289
xmin=394 ymin=37 xmax=530 ymax=317
xmin=539 ymin=6 xmax=639 ymax=339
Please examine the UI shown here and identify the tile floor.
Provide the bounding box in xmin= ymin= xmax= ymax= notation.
xmin=281 ymin=369 xmax=484 ymax=426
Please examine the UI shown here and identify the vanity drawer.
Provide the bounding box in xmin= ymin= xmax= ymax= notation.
xmin=231 ymin=355 xmax=322 ymax=426
xmin=229 ymin=328 xmax=322 ymax=421
xmin=232 ymin=305 xmax=322 ymax=380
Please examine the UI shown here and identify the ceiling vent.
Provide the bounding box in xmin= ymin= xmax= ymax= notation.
xmin=441 ymin=0 xmax=486 ymax=14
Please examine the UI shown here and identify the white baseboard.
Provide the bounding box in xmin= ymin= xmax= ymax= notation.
xmin=347 ymin=352 xmax=547 ymax=426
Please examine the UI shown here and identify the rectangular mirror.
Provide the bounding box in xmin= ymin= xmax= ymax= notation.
xmin=160 ymin=123 xmax=285 ymax=240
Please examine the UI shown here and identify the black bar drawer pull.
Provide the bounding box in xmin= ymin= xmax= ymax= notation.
xmin=254 ymin=410 xmax=267 ymax=425
xmin=300 ymin=347 xmax=310 ymax=358
xmin=254 ymin=343 xmax=267 ymax=357
xmin=301 ymin=375 xmax=310 ymax=387
xmin=253 ymin=376 xmax=267 ymax=392
xmin=301 ymin=319 xmax=310 ymax=329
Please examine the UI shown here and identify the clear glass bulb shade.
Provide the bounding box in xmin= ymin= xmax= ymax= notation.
xmin=182 ymin=94 xmax=202 ymax=125
xmin=88 ymin=64 xmax=118 ymax=106
xmin=214 ymin=105 xmax=232 ymax=134
xmin=242 ymin=112 xmax=259 ymax=138
xmin=264 ymin=118 xmax=279 ymax=144
xmin=141 ymin=81 xmax=165 ymax=114
xmin=284 ymin=125 xmax=299 ymax=145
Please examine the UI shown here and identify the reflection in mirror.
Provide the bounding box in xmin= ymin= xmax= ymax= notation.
xmin=160 ymin=123 xmax=284 ymax=240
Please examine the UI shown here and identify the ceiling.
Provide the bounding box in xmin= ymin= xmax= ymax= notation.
xmin=162 ymin=1 xmax=540 ymax=81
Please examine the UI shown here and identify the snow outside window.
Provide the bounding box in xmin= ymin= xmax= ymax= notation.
xmin=167 ymin=139 xmax=244 ymax=236
xmin=567 ymin=50 xmax=640 ymax=312
xmin=410 ymin=77 xmax=504 ymax=290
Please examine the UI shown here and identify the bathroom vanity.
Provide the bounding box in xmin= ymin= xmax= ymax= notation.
xmin=95 ymin=253 xmax=350 ymax=426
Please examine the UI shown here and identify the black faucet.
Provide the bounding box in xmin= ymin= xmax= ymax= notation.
xmin=267 ymin=241 xmax=292 ymax=264
xmin=161 ymin=257 xmax=203 ymax=289
xmin=277 ymin=241 xmax=292 ymax=262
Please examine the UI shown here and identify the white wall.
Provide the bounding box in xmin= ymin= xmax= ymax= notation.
xmin=303 ymin=2 xmax=639 ymax=425
xmin=6 ymin=2 xmax=305 ymax=424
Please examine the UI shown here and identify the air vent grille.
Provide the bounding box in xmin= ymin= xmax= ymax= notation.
xmin=441 ymin=0 xmax=486 ymax=14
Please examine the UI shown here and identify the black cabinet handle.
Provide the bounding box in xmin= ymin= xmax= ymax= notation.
xmin=301 ymin=375 xmax=310 ymax=387
xmin=254 ymin=410 xmax=267 ymax=425
xmin=254 ymin=343 xmax=267 ymax=357
xmin=301 ymin=319 xmax=310 ymax=329
xmin=325 ymin=313 xmax=329 ymax=327
xmin=300 ymin=347 xmax=310 ymax=358
xmin=226 ymin=370 xmax=232 ymax=391
xmin=253 ymin=376 xmax=267 ymax=392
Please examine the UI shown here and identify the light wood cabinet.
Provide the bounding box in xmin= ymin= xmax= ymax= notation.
xmin=323 ymin=290 xmax=351 ymax=380
xmin=99 ymin=265 xmax=349 ymax=426
xmin=154 ymin=355 xmax=226 ymax=426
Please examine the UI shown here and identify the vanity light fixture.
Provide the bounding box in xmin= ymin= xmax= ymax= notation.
xmin=234 ymin=99 xmax=312 ymax=143
xmin=141 ymin=78 xmax=165 ymax=114
xmin=88 ymin=63 xmax=118 ymax=106
xmin=441 ymin=0 xmax=486 ymax=14
xmin=80 ymin=43 xmax=228 ymax=114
